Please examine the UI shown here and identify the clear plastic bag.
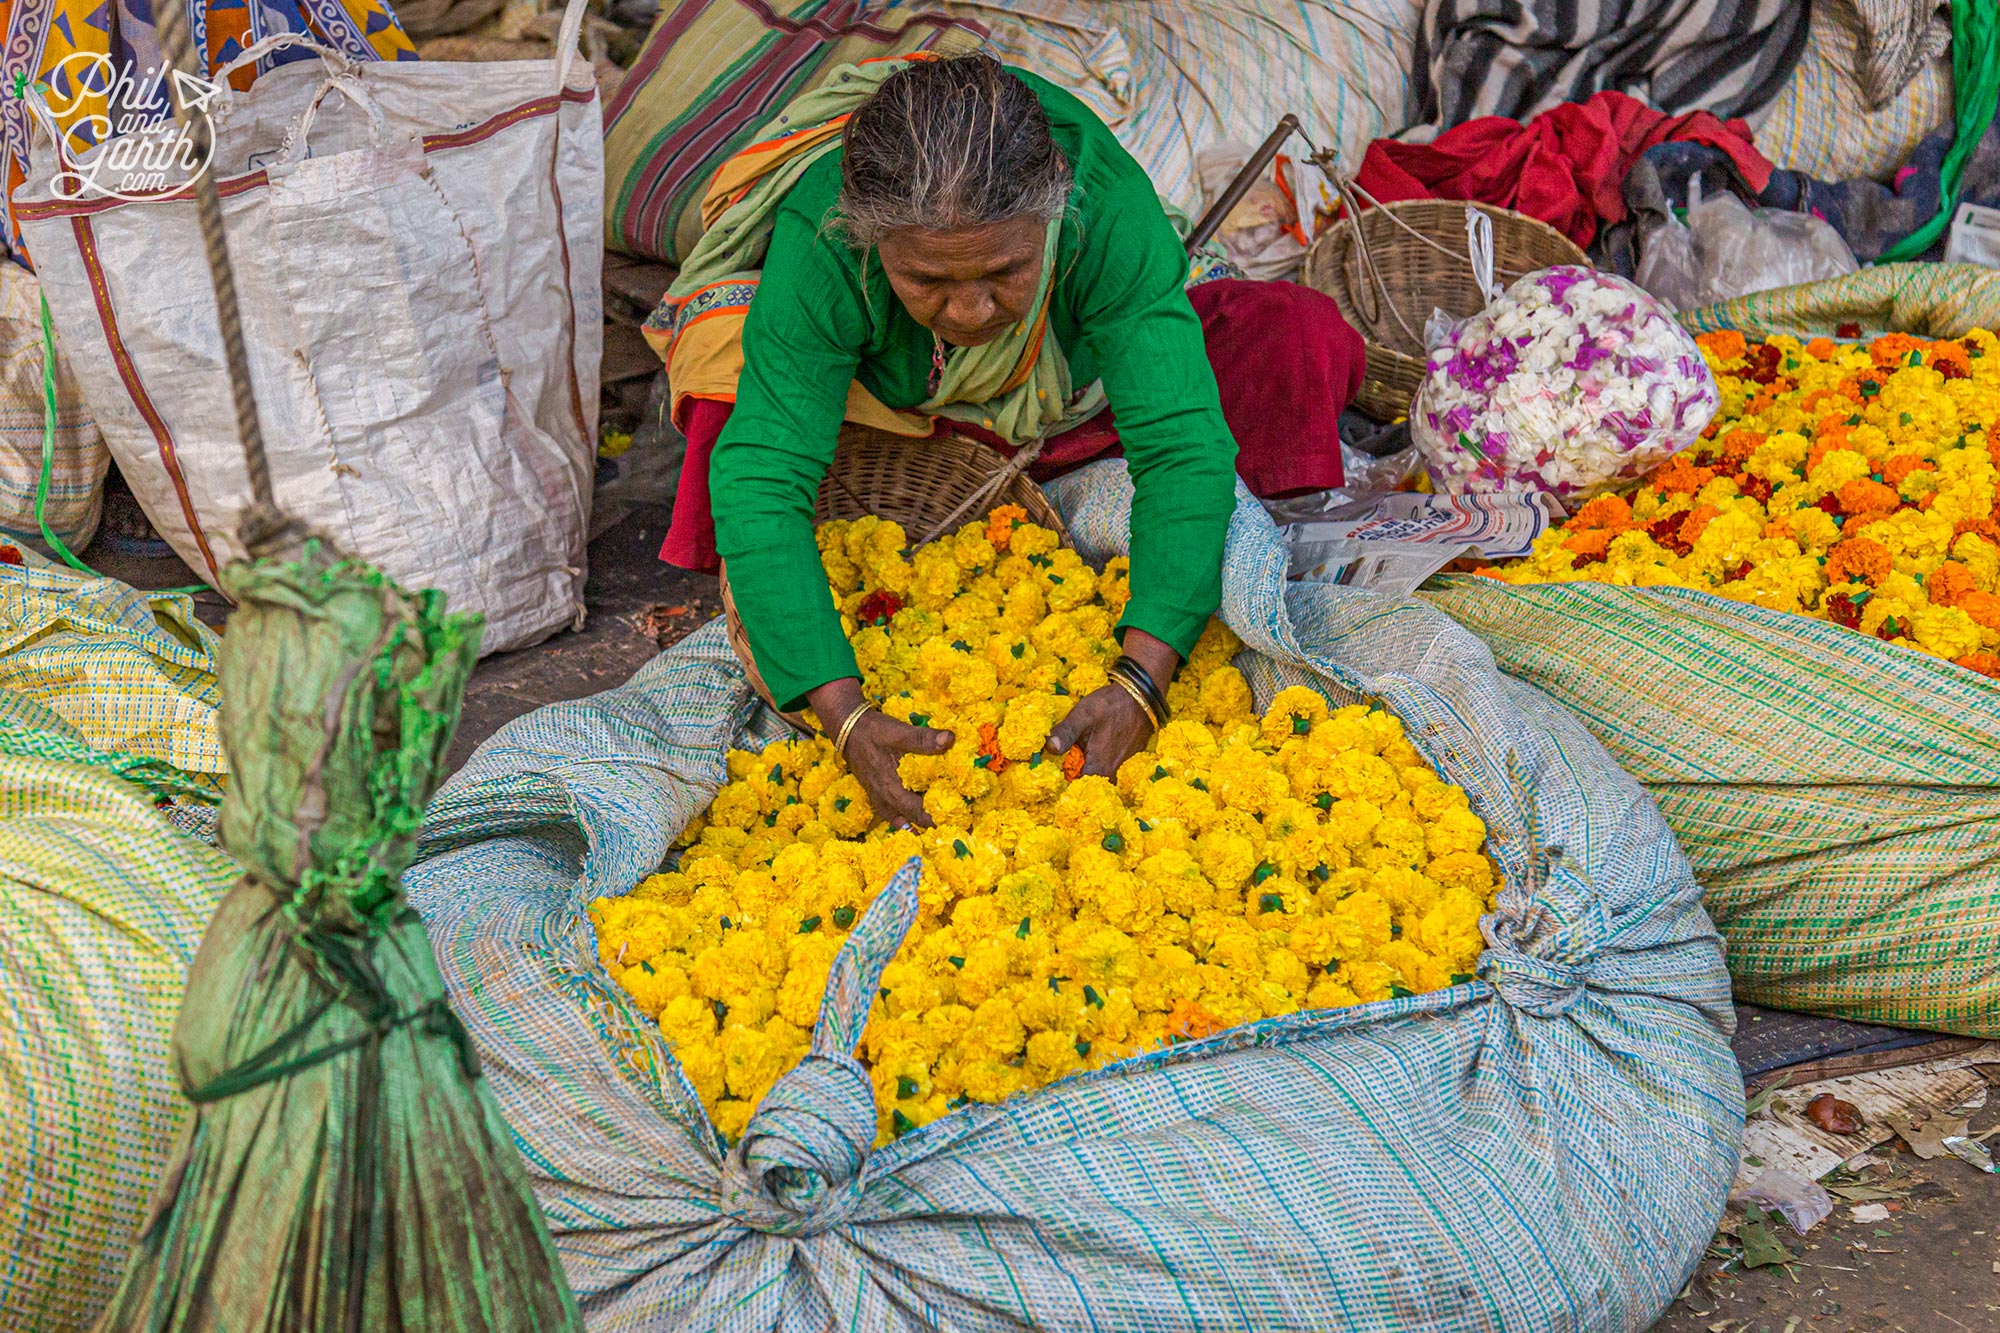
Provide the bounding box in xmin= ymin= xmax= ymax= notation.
xmin=1636 ymin=184 xmax=1858 ymax=310
xmin=1410 ymin=267 xmax=1720 ymax=504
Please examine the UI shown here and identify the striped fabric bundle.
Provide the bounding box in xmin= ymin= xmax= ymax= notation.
xmin=602 ymin=0 xmax=982 ymax=264
xmin=0 ymin=556 xmax=224 ymax=793
xmin=404 ymin=462 xmax=1740 ymax=1331
xmin=894 ymin=0 xmax=1422 ymax=205
xmin=0 ymin=741 xmax=237 ymax=1329
xmin=1423 ymin=577 xmax=2000 ymax=1038
xmin=1408 ymin=0 xmax=1808 ymax=138
xmin=1677 ymin=263 xmax=2000 ymax=343
xmin=1752 ymin=0 xmax=1955 ymax=183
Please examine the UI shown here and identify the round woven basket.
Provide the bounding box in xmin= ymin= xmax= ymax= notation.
xmin=721 ymin=425 xmax=1069 ymax=731
xmin=1303 ymin=198 xmax=1588 ymax=423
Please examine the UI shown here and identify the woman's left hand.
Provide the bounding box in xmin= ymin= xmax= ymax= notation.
xmin=1044 ymin=628 xmax=1178 ymax=778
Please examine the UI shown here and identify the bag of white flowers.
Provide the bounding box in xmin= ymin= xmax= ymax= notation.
xmin=405 ymin=461 xmax=1742 ymax=1331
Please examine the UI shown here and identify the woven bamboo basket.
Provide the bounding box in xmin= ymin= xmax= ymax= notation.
xmin=720 ymin=425 xmax=1069 ymax=731
xmin=1303 ymin=197 xmax=1588 ymax=423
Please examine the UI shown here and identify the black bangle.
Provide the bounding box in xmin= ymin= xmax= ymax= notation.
xmin=1110 ymin=655 xmax=1170 ymax=725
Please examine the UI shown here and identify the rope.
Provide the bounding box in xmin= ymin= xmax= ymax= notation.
xmin=152 ymin=0 xmax=298 ymax=556
xmin=1324 ymin=164 xmax=1544 ymax=350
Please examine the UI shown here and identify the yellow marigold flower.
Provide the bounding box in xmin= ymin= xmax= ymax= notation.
xmin=610 ymin=511 xmax=1503 ymax=1140
xmin=676 ymin=1041 xmax=726 ymax=1105
xmin=616 ymin=957 xmax=690 ymax=1017
xmin=1128 ymin=847 xmax=1206 ymax=917
xmin=1197 ymin=666 xmax=1254 ymax=724
xmin=1425 ymin=808 xmax=1488 ymax=859
xmin=1194 ymin=826 xmax=1260 ymax=891
xmin=1261 ymin=686 xmax=1331 ymax=745
xmin=817 ymin=775 xmax=874 ymax=838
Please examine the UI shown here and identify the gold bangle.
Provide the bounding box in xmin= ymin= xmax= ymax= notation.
xmin=1106 ymin=669 xmax=1160 ymax=730
xmin=831 ymin=701 xmax=871 ymax=757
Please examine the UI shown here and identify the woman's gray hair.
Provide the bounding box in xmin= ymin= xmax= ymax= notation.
xmin=839 ymin=53 xmax=1073 ymax=247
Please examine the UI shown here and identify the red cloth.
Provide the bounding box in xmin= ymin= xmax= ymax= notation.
xmin=660 ymin=277 xmax=1363 ymax=572
xmin=1354 ymin=91 xmax=1773 ymax=248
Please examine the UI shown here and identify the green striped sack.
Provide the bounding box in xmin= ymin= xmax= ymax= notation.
xmin=1424 ymin=576 xmax=2000 ymax=1038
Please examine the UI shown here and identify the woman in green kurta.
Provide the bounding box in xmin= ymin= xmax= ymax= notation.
xmin=661 ymin=53 xmax=1239 ymax=828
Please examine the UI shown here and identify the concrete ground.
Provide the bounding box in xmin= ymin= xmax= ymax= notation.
xmin=1648 ymin=1082 xmax=2000 ymax=1333
xmin=88 ymin=487 xmax=2000 ymax=1333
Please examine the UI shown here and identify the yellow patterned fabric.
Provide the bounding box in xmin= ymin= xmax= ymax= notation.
xmin=0 ymin=750 xmax=236 ymax=1329
xmin=1678 ymin=263 xmax=2000 ymax=343
xmin=0 ymin=556 xmax=224 ymax=791
xmin=1424 ymin=575 xmax=2000 ymax=1037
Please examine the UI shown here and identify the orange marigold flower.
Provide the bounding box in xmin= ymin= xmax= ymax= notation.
xmin=1927 ymin=340 xmax=1972 ymax=379
xmin=1699 ymin=330 xmax=1748 ymax=362
xmin=1869 ymin=332 xmax=1924 ymax=368
xmin=1654 ymin=454 xmax=1717 ymax=495
xmin=1715 ymin=429 xmax=1765 ymax=469
xmin=976 ymin=722 xmax=1012 ymax=774
xmin=1677 ymin=504 xmax=1722 ymax=545
xmin=1060 ymin=746 xmax=1086 ymax=781
xmin=1956 ymin=652 xmax=2000 ymax=679
xmin=1837 ymin=478 xmax=1901 ymax=519
xmin=1958 ymin=590 xmax=2000 ymax=633
xmin=1561 ymin=529 xmax=1615 ymax=559
xmin=1881 ymin=454 xmax=1936 ymax=487
xmin=1568 ymin=494 xmax=1634 ymax=530
xmin=1825 ymin=536 xmax=1893 ymax=586
xmin=1954 ymin=518 xmax=2000 ymax=548
xmin=1805 ymin=337 xmax=1836 ymax=361
xmin=1928 ymin=561 xmax=1978 ymax=608
xmin=985 ymin=503 xmax=1029 ymax=550
xmin=1165 ymin=998 xmax=1225 ymax=1041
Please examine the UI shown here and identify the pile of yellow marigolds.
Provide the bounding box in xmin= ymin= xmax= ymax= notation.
xmin=1490 ymin=328 xmax=2000 ymax=677
xmin=593 ymin=508 xmax=1498 ymax=1144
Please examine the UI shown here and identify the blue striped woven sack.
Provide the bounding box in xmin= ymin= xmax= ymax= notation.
xmin=405 ymin=462 xmax=1743 ymax=1332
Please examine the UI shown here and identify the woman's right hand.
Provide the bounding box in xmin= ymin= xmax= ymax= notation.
xmin=808 ymin=678 xmax=954 ymax=829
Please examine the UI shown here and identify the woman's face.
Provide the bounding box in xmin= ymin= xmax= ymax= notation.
xmin=876 ymin=216 xmax=1046 ymax=347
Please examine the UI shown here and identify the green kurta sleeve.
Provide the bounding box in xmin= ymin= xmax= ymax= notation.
xmin=710 ymin=180 xmax=867 ymax=713
xmin=1033 ymin=73 xmax=1239 ymax=661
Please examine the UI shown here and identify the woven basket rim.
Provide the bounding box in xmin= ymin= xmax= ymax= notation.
xmin=721 ymin=429 xmax=1070 ymax=729
xmin=1303 ymin=198 xmax=1590 ymax=421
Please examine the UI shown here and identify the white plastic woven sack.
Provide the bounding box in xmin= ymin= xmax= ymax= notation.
xmin=14 ymin=13 xmax=603 ymax=653
xmin=406 ymin=462 xmax=1741 ymax=1331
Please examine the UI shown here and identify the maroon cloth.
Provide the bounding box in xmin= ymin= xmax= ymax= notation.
xmin=660 ymin=277 xmax=1362 ymax=573
xmin=1355 ymin=91 xmax=1774 ymax=248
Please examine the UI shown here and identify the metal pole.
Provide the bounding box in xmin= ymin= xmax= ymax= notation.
xmin=1185 ymin=113 xmax=1301 ymax=256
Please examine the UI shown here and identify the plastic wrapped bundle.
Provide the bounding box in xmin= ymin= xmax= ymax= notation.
xmin=1411 ymin=267 xmax=1719 ymax=504
xmin=98 ymin=543 xmax=579 ymax=1331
